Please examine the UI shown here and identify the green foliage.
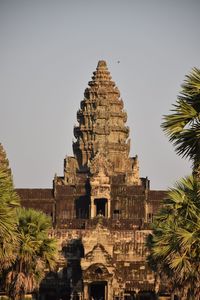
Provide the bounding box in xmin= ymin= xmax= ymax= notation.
xmin=149 ymin=68 xmax=200 ymax=299
xmin=148 ymin=176 xmax=200 ymax=299
xmin=5 ymin=208 xmax=58 ymax=300
xmin=0 ymin=163 xmax=20 ymax=271
xmin=162 ymin=68 xmax=200 ymax=174
xmin=0 ymin=167 xmax=20 ymax=235
xmin=0 ymin=144 xmax=58 ymax=299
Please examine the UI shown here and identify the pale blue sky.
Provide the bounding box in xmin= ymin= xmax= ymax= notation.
xmin=0 ymin=0 xmax=199 ymax=189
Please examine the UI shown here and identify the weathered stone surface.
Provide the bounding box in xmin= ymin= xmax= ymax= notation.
xmin=72 ymin=60 xmax=139 ymax=185
xmin=15 ymin=61 xmax=170 ymax=299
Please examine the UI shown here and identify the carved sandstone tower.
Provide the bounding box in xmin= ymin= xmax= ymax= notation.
xmin=55 ymin=61 xmax=143 ymax=221
xmin=66 ymin=60 xmax=139 ymax=179
xmin=74 ymin=60 xmax=130 ymax=171
xmin=16 ymin=61 xmax=168 ymax=300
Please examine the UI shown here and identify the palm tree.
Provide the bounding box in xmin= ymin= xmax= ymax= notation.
xmin=148 ymin=176 xmax=200 ymax=299
xmin=0 ymin=144 xmax=20 ymax=271
xmin=148 ymin=68 xmax=200 ymax=299
xmin=162 ymin=68 xmax=200 ymax=177
xmin=5 ymin=208 xmax=58 ymax=300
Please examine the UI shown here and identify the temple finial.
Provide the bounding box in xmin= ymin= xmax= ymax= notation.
xmin=97 ymin=60 xmax=107 ymax=69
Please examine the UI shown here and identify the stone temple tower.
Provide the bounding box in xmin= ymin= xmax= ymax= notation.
xmin=65 ymin=60 xmax=140 ymax=182
xmin=17 ymin=60 xmax=167 ymax=300
xmin=54 ymin=60 xmax=143 ymax=222
xmin=73 ymin=60 xmax=132 ymax=175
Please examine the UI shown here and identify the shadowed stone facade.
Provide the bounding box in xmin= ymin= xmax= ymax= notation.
xmin=14 ymin=61 xmax=170 ymax=299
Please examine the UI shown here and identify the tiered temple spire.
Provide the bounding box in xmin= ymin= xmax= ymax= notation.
xmin=59 ymin=60 xmax=140 ymax=186
xmin=73 ymin=60 xmax=130 ymax=173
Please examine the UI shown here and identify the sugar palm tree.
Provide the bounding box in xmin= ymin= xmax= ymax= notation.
xmin=148 ymin=176 xmax=200 ymax=299
xmin=148 ymin=68 xmax=200 ymax=299
xmin=5 ymin=208 xmax=58 ymax=300
xmin=0 ymin=143 xmax=20 ymax=271
xmin=162 ymin=68 xmax=200 ymax=177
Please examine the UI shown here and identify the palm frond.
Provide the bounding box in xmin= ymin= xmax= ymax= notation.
xmin=147 ymin=175 xmax=200 ymax=297
xmin=161 ymin=68 xmax=200 ymax=169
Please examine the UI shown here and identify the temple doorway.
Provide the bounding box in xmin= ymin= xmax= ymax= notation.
xmin=89 ymin=281 xmax=107 ymax=300
xmin=94 ymin=198 xmax=107 ymax=217
xmin=138 ymin=291 xmax=156 ymax=299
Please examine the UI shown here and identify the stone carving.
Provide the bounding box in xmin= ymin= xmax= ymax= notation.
xmin=85 ymin=243 xmax=113 ymax=264
xmin=73 ymin=60 xmax=134 ymax=175
xmin=89 ymin=151 xmax=113 ymax=176
xmin=56 ymin=61 xmax=140 ymax=186
xmin=84 ymin=263 xmax=112 ymax=281
xmin=15 ymin=61 xmax=169 ymax=299
xmin=126 ymin=155 xmax=141 ymax=185
xmin=91 ymin=186 xmax=110 ymax=196
xmin=63 ymin=156 xmax=78 ymax=185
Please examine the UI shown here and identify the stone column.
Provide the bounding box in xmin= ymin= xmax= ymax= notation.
xmin=135 ymin=289 xmax=139 ymax=300
xmin=90 ymin=197 xmax=96 ymax=218
xmin=105 ymin=201 xmax=108 ymax=218
xmin=170 ymin=293 xmax=174 ymax=300
xmin=107 ymin=280 xmax=113 ymax=300
xmin=83 ymin=283 xmax=89 ymax=300
xmin=105 ymin=284 xmax=108 ymax=300
xmin=107 ymin=198 xmax=111 ymax=218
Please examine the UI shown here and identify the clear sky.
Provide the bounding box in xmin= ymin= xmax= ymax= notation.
xmin=0 ymin=0 xmax=200 ymax=190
